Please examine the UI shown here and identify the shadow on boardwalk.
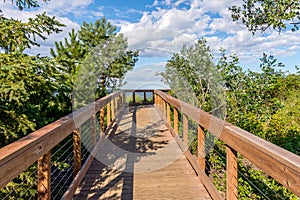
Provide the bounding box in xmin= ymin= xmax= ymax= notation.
xmin=74 ymin=105 xmax=211 ymax=200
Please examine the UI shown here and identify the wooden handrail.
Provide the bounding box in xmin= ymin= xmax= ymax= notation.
xmin=0 ymin=90 xmax=124 ymax=189
xmin=154 ymin=90 xmax=300 ymax=198
xmin=0 ymin=89 xmax=165 ymax=199
xmin=1 ymin=89 xmax=299 ymax=199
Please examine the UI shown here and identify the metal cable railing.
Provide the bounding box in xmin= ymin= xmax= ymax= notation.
xmin=154 ymin=90 xmax=300 ymax=200
xmin=0 ymin=90 xmax=125 ymax=199
xmin=1 ymin=89 xmax=299 ymax=199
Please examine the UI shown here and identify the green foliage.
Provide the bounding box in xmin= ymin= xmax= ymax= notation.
xmin=51 ymin=17 xmax=138 ymax=105
xmin=0 ymin=11 xmax=138 ymax=200
xmin=0 ymin=12 xmax=64 ymax=52
xmin=230 ymin=0 xmax=300 ymax=33
xmin=78 ymin=18 xmax=117 ymax=50
xmin=0 ymin=52 xmax=68 ymax=147
xmin=222 ymin=53 xmax=300 ymax=151
xmin=0 ymin=164 xmax=37 ymax=199
xmin=160 ymin=39 xmax=226 ymax=118
xmin=1 ymin=0 xmax=48 ymax=10
xmin=0 ymin=11 xmax=69 ymax=199
xmin=205 ymin=140 xmax=298 ymax=199
xmin=238 ymin=162 xmax=298 ymax=199
xmin=0 ymin=12 xmax=67 ymax=144
xmin=162 ymin=40 xmax=300 ymax=198
xmin=50 ymin=29 xmax=86 ymax=93
xmin=126 ymin=93 xmax=153 ymax=104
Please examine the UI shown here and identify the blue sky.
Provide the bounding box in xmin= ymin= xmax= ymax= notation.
xmin=1 ymin=0 xmax=300 ymax=89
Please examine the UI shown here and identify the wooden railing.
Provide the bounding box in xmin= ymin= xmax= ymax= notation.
xmin=154 ymin=90 xmax=300 ymax=200
xmin=0 ymin=90 xmax=126 ymax=199
xmin=1 ymin=89 xmax=299 ymax=200
xmin=124 ymin=89 xmax=169 ymax=105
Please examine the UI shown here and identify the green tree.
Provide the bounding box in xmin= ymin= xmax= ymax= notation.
xmin=0 ymin=12 xmax=64 ymax=52
xmin=78 ymin=18 xmax=138 ymax=98
xmin=50 ymin=29 xmax=87 ymax=110
xmin=161 ymin=42 xmax=299 ymax=198
xmin=160 ymin=39 xmax=225 ymax=114
xmin=1 ymin=0 xmax=48 ymax=10
xmin=225 ymin=54 xmax=286 ymax=135
xmin=51 ymin=17 xmax=139 ymax=103
xmin=0 ymin=13 xmax=65 ymax=146
xmin=230 ymin=0 xmax=300 ymax=33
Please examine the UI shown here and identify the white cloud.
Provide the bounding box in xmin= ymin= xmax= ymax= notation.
xmin=2 ymin=0 xmax=300 ymax=68
xmin=116 ymin=0 xmax=300 ymax=68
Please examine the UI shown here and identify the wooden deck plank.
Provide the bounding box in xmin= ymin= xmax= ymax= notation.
xmin=73 ymin=106 xmax=211 ymax=200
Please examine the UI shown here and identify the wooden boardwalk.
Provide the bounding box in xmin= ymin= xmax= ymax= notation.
xmin=73 ymin=105 xmax=211 ymax=200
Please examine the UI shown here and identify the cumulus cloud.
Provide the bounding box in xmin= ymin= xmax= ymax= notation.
xmin=118 ymin=0 xmax=300 ymax=66
xmin=2 ymin=0 xmax=299 ymax=66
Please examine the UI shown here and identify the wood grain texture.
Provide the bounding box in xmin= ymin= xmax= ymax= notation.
xmin=167 ymin=103 xmax=171 ymax=125
xmin=111 ymin=99 xmax=115 ymax=120
xmin=174 ymin=107 xmax=179 ymax=134
xmin=107 ymin=103 xmax=111 ymax=126
xmin=38 ymin=151 xmax=51 ymax=200
xmin=63 ymin=114 xmax=122 ymax=200
xmin=1 ymin=89 xmax=300 ymax=199
xmin=73 ymin=106 xmax=212 ymax=200
xmin=154 ymin=90 xmax=300 ymax=197
xmin=198 ymin=126 xmax=205 ymax=171
xmin=0 ymin=91 xmax=124 ymax=188
xmin=156 ymin=106 xmax=223 ymax=200
xmin=73 ymin=129 xmax=81 ymax=178
xmin=99 ymin=108 xmax=105 ymax=132
xmin=226 ymin=146 xmax=238 ymax=200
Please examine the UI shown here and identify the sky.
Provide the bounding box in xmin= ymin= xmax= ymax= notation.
xmin=1 ymin=0 xmax=300 ymax=89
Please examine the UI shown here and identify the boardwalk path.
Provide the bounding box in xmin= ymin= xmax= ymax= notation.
xmin=74 ymin=105 xmax=211 ymax=200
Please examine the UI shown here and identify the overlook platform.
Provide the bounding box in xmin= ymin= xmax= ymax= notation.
xmin=0 ymin=90 xmax=299 ymax=200
xmin=73 ymin=106 xmax=211 ymax=199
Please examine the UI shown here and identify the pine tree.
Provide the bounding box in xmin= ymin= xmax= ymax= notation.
xmin=50 ymin=29 xmax=86 ymax=88
xmin=0 ymin=12 xmax=65 ymax=146
xmin=52 ymin=17 xmax=139 ymax=99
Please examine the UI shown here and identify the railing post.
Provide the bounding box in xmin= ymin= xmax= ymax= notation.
xmin=118 ymin=95 xmax=121 ymax=110
xmin=167 ymin=103 xmax=171 ymax=125
xmin=159 ymin=96 xmax=161 ymax=111
xmin=38 ymin=151 xmax=51 ymax=200
xmin=163 ymin=100 xmax=166 ymax=120
xmin=111 ymin=98 xmax=115 ymax=120
xmin=133 ymin=92 xmax=136 ymax=104
xmin=100 ymin=107 xmax=105 ymax=132
xmin=73 ymin=129 xmax=81 ymax=178
xmin=160 ymin=97 xmax=163 ymax=112
xmin=183 ymin=114 xmax=188 ymax=148
xmin=120 ymin=94 xmax=123 ymax=107
xmin=226 ymin=146 xmax=238 ymax=200
xmin=158 ymin=96 xmax=161 ymax=110
xmin=107 ymin=102 xmax=111 ymax=127
xmin=198 ymin=125 xmax=205 ymax=170
xmin=144 ymin=91 xmax=147 ymax=102
xmin=174 ymin=107 xmax=178 ymax=134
